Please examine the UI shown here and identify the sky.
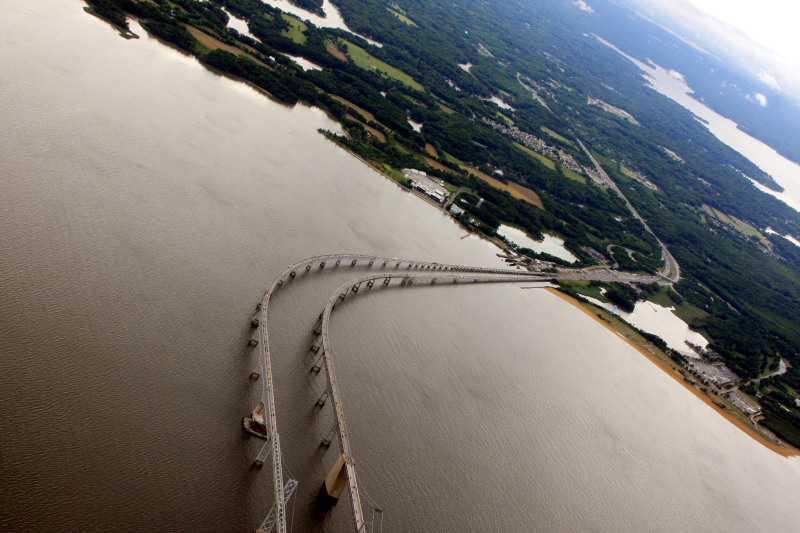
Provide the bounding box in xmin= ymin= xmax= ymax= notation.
xmin=686 ymin=0 xmax=800 ymax=68
xmin=616 ymin=0 xmax=800 ymax=97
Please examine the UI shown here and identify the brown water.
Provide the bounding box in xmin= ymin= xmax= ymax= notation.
xmin=2 ymin=3 xmax=800 ymax=532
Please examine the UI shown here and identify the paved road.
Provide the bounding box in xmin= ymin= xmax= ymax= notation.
xmin=576 ymin=139 xmax=680 ymax=283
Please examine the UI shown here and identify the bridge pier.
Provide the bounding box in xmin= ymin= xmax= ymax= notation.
xmin=383 ymin=278 xmax=390 ymax=286
xmin=311 ymin=337 xmax=322 ymax=353
xmin=250 ymin=318 xmax=260 ymax=328
xmin=316 ymin=390 xmax=330 ymax=408
xmin=305 ymin=264 xmax=312 ymax=272
xmin=367 ymin=279 xmax=374 ymax=288
xmin=320 ymin=426 xmax=337 ymax=448
xmin=319 ymin=261 xmax=326 ymax=269
xmin=368 ymin=259 xmax=375 ymax=266
xmin=324 ymin=454 xmax=351 ymax=500
xmin=310 ymin=352 xmax=324 ymax=373
xmin=335 ymin=259 xmax=341 ymax=266
xmin=249 ymin=338 xmax=259 ymax=346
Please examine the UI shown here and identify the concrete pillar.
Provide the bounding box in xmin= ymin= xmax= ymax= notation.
xmin=351 ymin=259 xmax=357 ymax=266
xmin=316 ymin=390 xmax=330 ymax=407
xmin=324 ymin=454 xmax=350 ymax=500
xmin=290 ymin=271 xmax=296 ymax=278
xmin=320 ymin=427 xmax=337 ymax=448
xmin=319 ymin=261 xmax=326 ymax=269
xmin=305 ymin=264 xmax=312 ymax=272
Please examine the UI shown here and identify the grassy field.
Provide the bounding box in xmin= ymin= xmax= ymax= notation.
xmin=561 ymin=167 xmax=587 ymax=183
xmin=386 ymin=7 xmax=417 ymax=26
xmin=184 ymin=25 xmax=271 ymax=68
xmin=462 ymin=165 xmax=544 ymax=209
xmin=424 ymin=156 xmax=460 ymax=175
xmin=648 ymin=287 xmax=709 ymax=327
xmin=701 ymin=204 xmax=768 ymax=244
xmin=325 ymin=40 xmax=348 ymax=62
xmin=497 ymin=112 xmax=515 ymax=125
xmin=281 ymin=13 xmax=307 ymax=44
xmin=341 ymin=39 xmax=424 ymax=91
xmin=541 ymin=126 xmax=573 ymax=145
xmin=437 ymin=102 xmax=456 ymax=114
xmin=331 ymin=95 xmax=379 ymax=123
xmin=513 ymin=142 xmax=557 ymax=170
xmin=425 ymin=143 xmax=439 ymax=158
xmin=346 ymin=114 xmax=386 ymax=142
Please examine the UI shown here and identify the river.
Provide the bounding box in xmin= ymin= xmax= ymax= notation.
xmin=595 ymin=34 xmax=800 ymax=213
xmin=1 ymin=3 xmax=800 ymax=532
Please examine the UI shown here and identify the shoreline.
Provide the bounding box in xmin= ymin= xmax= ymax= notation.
xmin=546 ymin=287 xmax=800 ymax=458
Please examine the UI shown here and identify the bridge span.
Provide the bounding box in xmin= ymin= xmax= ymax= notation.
xmin=248 ymin=253 xmax=672 ymax=532
xmin=250 ymin=254 xmax=542 ymax=533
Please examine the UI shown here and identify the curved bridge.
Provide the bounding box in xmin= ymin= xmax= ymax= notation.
xmin=251 ymin=255 xmax=541 ymax=533
xmin=250 ymin=253 xmax=671 ymax=532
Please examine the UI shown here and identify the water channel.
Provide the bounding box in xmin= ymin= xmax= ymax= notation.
xmin=1 ymin=3 xmax=800 ymax=532
xmin=596 ymin=34 xmax=800 ymax=214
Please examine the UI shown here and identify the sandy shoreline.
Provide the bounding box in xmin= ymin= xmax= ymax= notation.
xmin=546 ymin=287 xmax=800 ymax=458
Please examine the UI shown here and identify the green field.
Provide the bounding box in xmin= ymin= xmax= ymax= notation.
xmin=386 ymin=7 xmax=417 ymax=26
xmin=648 ymin=287 xmax=709 ymax=327
xmin=281 ymin=14 xmax=307 ymax=44
xmin=341 ymin=39 xmax=423 ymax=91
xmin=497 ymin=112 xmax=514 ymax=125
xmin=513 ymin=142 xmax=557 ymax=170
xmin=561 ymin=166 xmax=586 ymax=183
xmin=701 ymin=204 xmax=767 ymax=244
xmin=540 ymin=126 xmax=573 ymax=145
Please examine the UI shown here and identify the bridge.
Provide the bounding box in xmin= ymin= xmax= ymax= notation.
xmin=246 ymin=253 xmax=674 ymax=532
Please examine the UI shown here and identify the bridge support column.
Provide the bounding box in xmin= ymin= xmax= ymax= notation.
xmin=324 ymin=454 xmax=351 ymax=500
xmin=250 ymin=318 xmax=260 ymax=328
xmin=351 ymin=259 xmax=357 ymax=266
xmin=319 ymin=261 xmax=326 ymax=269
xmin=351 ymin=283 xmax=360 ymax=293
xmin=367 ymin=279 xmax=374 ymax=288
xmin=368 ymin=259 xmax=375 ymax=266
xmin=305 ymin=264 xmax=312 ymax=272
xmin=310 ymin=338 xmax=322 ymax=353
xmin=383 ymin=278 xmax=390 ymax=286
xmin=382 ymin=260 xmax=388 ymax=266
xmin=249 ymin=338 xmax=259 ymax=346
xmin=310 ymin=352 xmax=324 ymax=373
xmin=320 ymin=426 xmax=337 ymax=448
xmin=289 ymin=271 xmax=296 ymax=278
xmin=316 ymin=390 xmax=330 ymax=408
xmin=335 ymin=259 xmax=341 ymax=266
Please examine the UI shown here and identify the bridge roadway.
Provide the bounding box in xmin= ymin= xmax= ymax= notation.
xmin=255 ymin=253 xmax=673 ymax=533
xmin=255 ymin=254 xmax=543 ymax=533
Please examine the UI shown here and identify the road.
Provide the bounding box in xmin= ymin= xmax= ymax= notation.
xmin=576 ymin=139 xmax=680 ymax=282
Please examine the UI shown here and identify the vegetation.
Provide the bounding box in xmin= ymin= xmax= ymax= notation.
xmin=84 ymin=0 xmax=800 ymax=447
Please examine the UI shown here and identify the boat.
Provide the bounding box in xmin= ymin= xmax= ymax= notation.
xmin=242 ymin=401 xmax=269 ymax=440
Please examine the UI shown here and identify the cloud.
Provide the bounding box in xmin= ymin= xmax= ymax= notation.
xmin=757 ymin=72 xmax=780 ymax=91
xmin=613 ymin=0 xmax=800 ymax=100
xmin=573 ymin=0 xmax=594 ymax=13
xmin=754 ymin=93 xmax=768 ymax=106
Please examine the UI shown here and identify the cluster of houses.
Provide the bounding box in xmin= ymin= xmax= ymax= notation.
xmin=482 ymin=118 xmax=584 ymax=175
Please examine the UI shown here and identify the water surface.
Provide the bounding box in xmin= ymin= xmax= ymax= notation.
xmin=1 ymin=3 xmax=799 ymax=532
